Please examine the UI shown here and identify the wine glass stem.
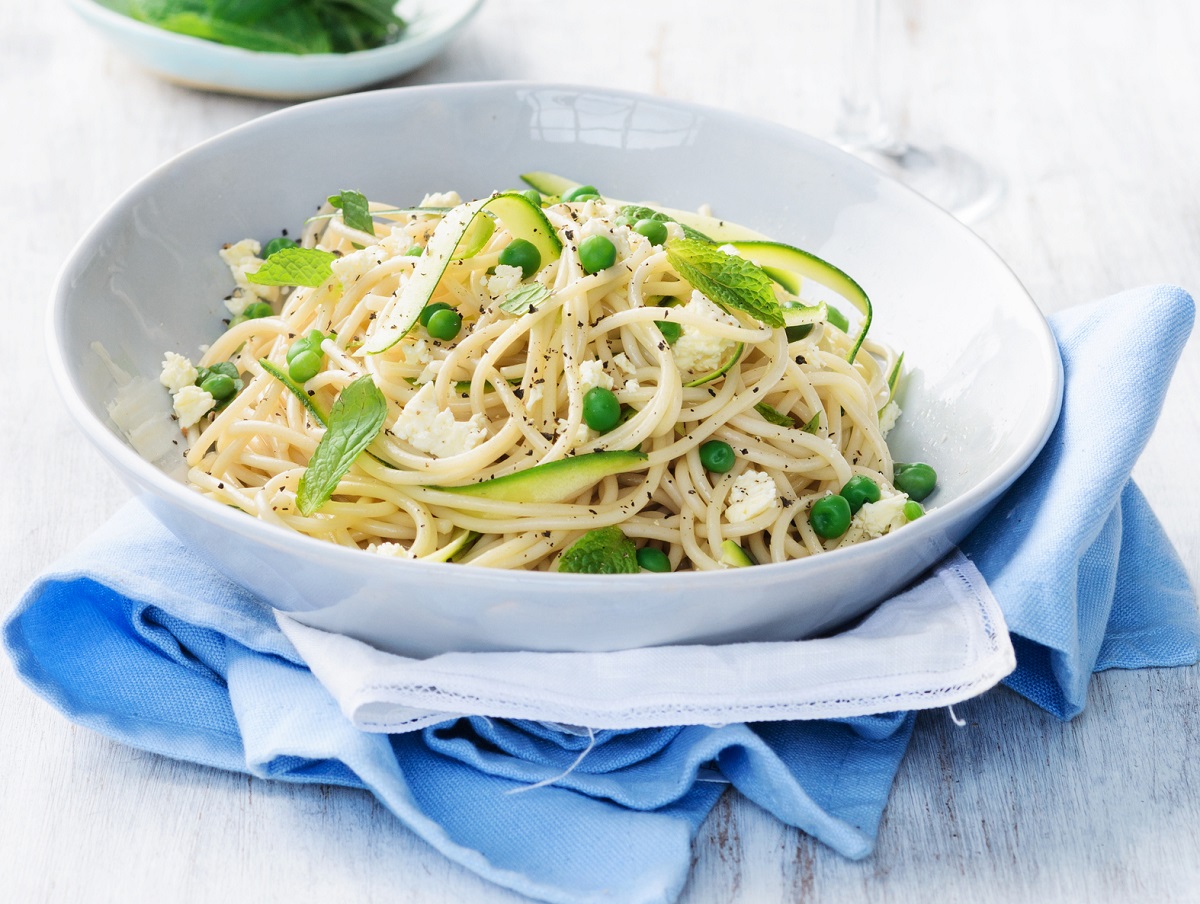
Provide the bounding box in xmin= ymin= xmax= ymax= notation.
xmin=836 ymin=0 xmax=903 ymax=154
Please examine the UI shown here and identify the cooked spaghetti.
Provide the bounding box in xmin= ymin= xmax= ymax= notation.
xmin=159 ymin=181 xmax=933 ymax=572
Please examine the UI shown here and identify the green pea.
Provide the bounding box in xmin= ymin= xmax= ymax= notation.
xmin=826 ymin=305 xmax=850 ymax=333
xmin=633 ymin=218 xmax=668 ymax=246
xmin=498 ymin=238 xmax=542 ymax=279
xmin=893 ymin=462 xmax=938 ymax=502
xmin=582 ymin=386 xmax=621 ymax=432
xmin=839 ymin=475 xmax=881 ymax=514
xmin=288 ymin=348 xmax=322 ymax=383
xmin=418 ymin=302 xmax=454 ymax=327
xmin=200 ymin=373 xmax=236 ymax=400
xmin=561 ymin=185 xmax=599 ymax=202
xmin=698 ymin=439 xmax=735 ymax=473
xmin=405 ymin=244 xmax=424 ymax=256
xmin=636 ymin=546 xmax=672 ymax=573
xmin=242 ymin=301 xmax=274 ymax=320
xmin=263 ymin=236 xmax=297 ymax=257
xmin=426 ymin=307 xmax=462 ymax=341
xmin=521 ymin=189 xmax=543 ymax=207
xmin=809 ymin=494 xmax=852 ymax=539
xmin=903 ymin=500 xmax=925 ymax=521
xmin=655 ymin=320 xmax=682 ymax=344
xmin=579 ymin=234 xmax=616 ymax=274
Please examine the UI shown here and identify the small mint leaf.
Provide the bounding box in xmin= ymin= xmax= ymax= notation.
xmin=801 ymin=412 xmax=821 ymax=434
xmin=754 ymin=402 xmax=795 ymax=428
xmin=499 ymin=282 xmax=552 ymax=315
xmin=248 ymin=247 xmax=337 ymax=288
xmin=328 ymin=190 xmax=375 ymax=236
xmin=557 ymin=526 xmax=638 ymax=574
xmin=296 ymin=376 xmax=387 ymax=516
xmin=666 ymin=239 xmax=784 ymax=328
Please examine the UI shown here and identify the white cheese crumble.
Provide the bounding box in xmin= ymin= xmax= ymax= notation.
xmin=621 ymin=379 xmax=641 ymax=394
xmin=672 ymin=291 xmax=740 ymax=374
xmin=486 ymin=264 xmax=525 ymax=298
xmin=842 ymin=493 xmax=910 ymax=544
xmin=725 ymin=470 xmax=779 ymax=523
xmin=612 ymin=352 xmax=636 ymax=375
xmin=421 ymin=191 xmax=462 ymax=208
xmin=579 ymin=359 xmax=614 ymax=393
xmin=878 ymin=401 xmax=901 ymax=437
xmin=331 ymin=245 xmax=387 ymax=284
xmin=557 ymin=418 xmax=594 ymax=445
xmin=172 ymin=385 xmax=215 ymax=429
xmin=367 ymin=541 xmax=410 ymax=558
xmin=391 ymin=382 xmax=488 ymax=458
xmin=159 ymin=352 xmax=198 ymax=394
xmin=219 ymin=239 xmax=276 ymax=305
xmin=417 ymin=358 xmax=444 ymax=384
xmin=400 ymin=339 xmax=432 ymax=367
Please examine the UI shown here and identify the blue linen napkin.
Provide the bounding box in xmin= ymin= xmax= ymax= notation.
xmin=5 ymin=285 xmax=1199 ymax=904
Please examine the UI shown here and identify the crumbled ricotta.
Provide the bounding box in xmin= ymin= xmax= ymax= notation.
xmin=331 ymin=244 xmax=387 ymax=284
xmin=557 ymin=418 xmax=594 ymax=445
xmin=840 ymin=493 xmax=910 ymax=545
xmin=400 ymin=339 xmax=432 ymax=367
xmin=725 ymin=470 xmax=779 ymax=523
xmin=612 ymin=352 xmax=637 ymax=375
xmin=621 ymin=379 xmax=641 ymax=394
xmin=878 ymin=401 xmax=901 ymax=437
xmin=367 ymin=541 xmax=410 ymax=558
xmin=579 ymin=358 xmax=614 ymax=393
xmin=672 ymin=291 xmax=740 ymax=374
xmin=391 ymin=382 xmax=488 ymax=458
xmin=421 ymin=191 xmax=462 ymax=208
xmin=159 ymin=352 xmax=198 ymax=394
xmin=172 ymin=385 xmax=215 ymax=429
xmin=219 ymin=238 xmax=276 ymax=303
xmin=486 ymin=264 xmax=525 ymax=298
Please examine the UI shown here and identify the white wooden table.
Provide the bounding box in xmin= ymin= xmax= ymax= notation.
xmin=4 ymin=1 xmax=1199 ymax=900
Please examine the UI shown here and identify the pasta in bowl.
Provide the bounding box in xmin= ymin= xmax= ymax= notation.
xmin=48 ymin=83 xmax=1061 ymax=655
xmin=163 ymin=178 xmax=934 ymax=574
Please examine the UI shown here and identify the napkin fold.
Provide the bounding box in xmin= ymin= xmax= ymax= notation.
xmin=6 ymin=285 xmax=1199 ymax=904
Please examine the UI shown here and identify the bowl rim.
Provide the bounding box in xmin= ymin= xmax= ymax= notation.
xmin=66 ymin=0 xmax=486 ymax=66
xmin=46 ymin=80 xmax=1065 ymax=590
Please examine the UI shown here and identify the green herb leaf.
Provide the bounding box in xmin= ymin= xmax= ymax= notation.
xmin=801 ymin=412 xmax=821 ymax=434
xmin=616 ymin=205 xmax=712 ymax=242
xmin=328 ymin=190 xmax=375 ymax=236
xmin=666 ymin=239 xmax=784 ymax=328
xmin=754 ymin=402 xmax=795 ymax=428
xmin=248 ymin=247 xmax=337 ymax=287
xmin=296 ymin=375 xmax=387 ymax=516
xmin=499 ymin=283 xmax=552 ymax=315
xmin=557 ymin=526 xmax=639 ymax=574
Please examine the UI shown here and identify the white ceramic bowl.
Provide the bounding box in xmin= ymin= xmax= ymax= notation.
xmin=66 ymin=0 xmax=485 ymax=100
xmin=48 ymin=82 xmax=1062 ymax=657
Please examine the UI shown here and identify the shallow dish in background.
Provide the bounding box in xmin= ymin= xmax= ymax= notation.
xmin=66 ymin=0 xmax=485 ymax=100
xmin=47 ymin=82 xmax=1062 ymax=657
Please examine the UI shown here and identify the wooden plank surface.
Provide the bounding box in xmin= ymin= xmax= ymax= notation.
xmin=2 ymin=1 xmax=1198 ymax=901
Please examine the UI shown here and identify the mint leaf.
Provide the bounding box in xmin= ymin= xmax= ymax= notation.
xmin=248 ymin=247 xmax=337 ymax=287
xmin=557 ymin=526 xmax=639 ymax=574
xmin=754 ymin=402 xmax=795 ymax=428
xmin=328 ymin=190 xmax=375 ymax=236
xmin=499 ymin=283 xmax=552 ymax=315
xmin=666 ymin=239 xmax=784 ymax=328
xmin=801 ymin=412 xmax=821 ymax=434
xmin=296 ymin=375 xmax=387 ymax=516
xmin=616 ymin=205 xmax=712 ymax=242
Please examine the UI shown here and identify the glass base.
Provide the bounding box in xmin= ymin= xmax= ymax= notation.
xmin=839 ymin=138 xmax=1005 ymax=224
